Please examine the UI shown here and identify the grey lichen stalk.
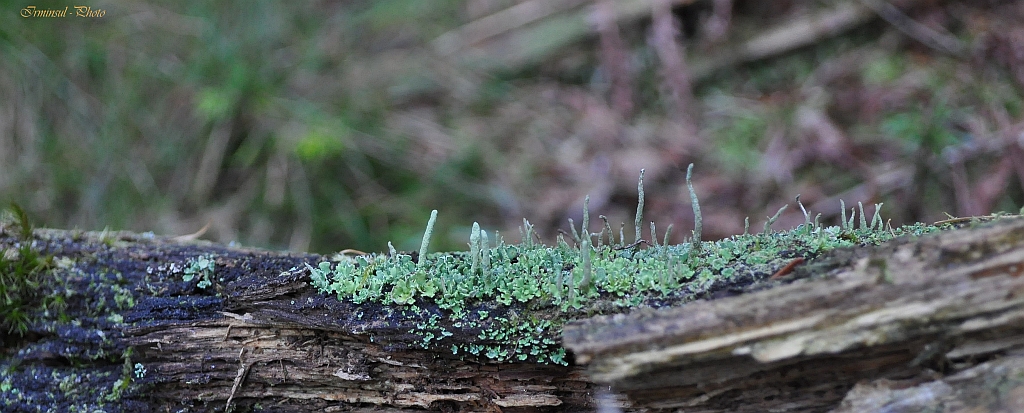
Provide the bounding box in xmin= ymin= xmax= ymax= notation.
xmin=306 ymin=165 xmax=948 ymax=365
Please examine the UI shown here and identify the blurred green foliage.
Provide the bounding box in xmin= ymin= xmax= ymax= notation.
xmin=0 ymin=1 xmax=482 ymax=253
xmin=1 ymin=1 xmax=1022 ymax=254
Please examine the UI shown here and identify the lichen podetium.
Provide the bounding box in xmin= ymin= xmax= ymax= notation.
xmin=307 ymin=166 xmax=951 ymax=365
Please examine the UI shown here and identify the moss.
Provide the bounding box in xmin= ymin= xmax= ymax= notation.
xmin=7 ymin=203 xmax=33 ymax=240
xmin=0 ymin=240 xmax=53 ymax=340
xmin=0 ymin=206 xmax=154 ymax=411
xmin=0 ymin=363 xmax=135 ymax=411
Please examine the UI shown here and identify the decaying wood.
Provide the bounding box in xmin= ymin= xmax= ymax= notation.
xmin=8 ymin=217 xmax=1024 ymax=412
xmin=131 ymin=318 xmax=585 ymax=410
xmin=831 ymin=354 xmax=1024 ymax=412
xmin=564 ymin=217 xmax=1024 ymax=412
xmin=0 ymin=228 xmax=596 ymax=412
xmin=125 ymin=246 xmax=597 ymax=412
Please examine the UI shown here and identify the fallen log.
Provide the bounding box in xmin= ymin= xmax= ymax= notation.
xmin=564 ymin=216 xmax=1024 ymax=412
xmin=0 ymin=224 xmax=595 ymax=412
xmin=4 ymin=207 xmax=1023 ymax=412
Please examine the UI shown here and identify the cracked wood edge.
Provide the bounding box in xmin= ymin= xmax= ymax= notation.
xmin=129 ymin=317 xmax=584 ymax=409
xmin=563 ymin=217 xmax=1024 ymax=410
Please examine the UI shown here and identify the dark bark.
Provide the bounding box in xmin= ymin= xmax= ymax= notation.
xmin=0 ymin=228 xmax=593 ymax=412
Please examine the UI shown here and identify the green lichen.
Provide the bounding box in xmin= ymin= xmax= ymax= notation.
xmin=0 ymin=211 xmax=148 ymax=411
xmin=104 ymin=349 xmax=136 ymax=402
xmin=307 ymin=170 xmax=953 ymax=365
xmin=183 ymin=255 xmax=215 ymax=289
xmin=418 ymin=210 xmax=438 ymax=268
xmin=686 ymin=164 xmax=702 ymax=255
xmin=635 ymin=169 xmax=645 ymax=244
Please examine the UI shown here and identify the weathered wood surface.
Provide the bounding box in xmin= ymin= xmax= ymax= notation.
xmin=564 ymin=217 xmax=1024 ymax=412
xmin=7 ymin=218 xmax=1024 ymax=412
xmin=131 ymin=273 xmax=593 ymax=412
xmin=0 ymin=227 xmax=594 ymax=412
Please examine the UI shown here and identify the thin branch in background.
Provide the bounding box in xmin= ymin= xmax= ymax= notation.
xmin=651 ymin=0 xmax=698 ymax=131
xmin=945 ymin=104 xmax=1020 ymax=217
xmin=594 ymin=0 xmax=635 ymax=118
xmin=203 ymin=173 xmax=261 ymax=246
xmin=703 ymin=0 xmax=733 ymax=44
xmin=858 ymin=0 xmax=966 ymax=57
xmin=288 ymin=160 xmax=314 ymax=252
xmin=807 ymin=166 xmax=913 ymax=223
xmin=949 ymin=157 xmax=1013 ymax=217
xmin=990 ymin=101 xmax=1024 ymax=192
xmin=433 ymin=0 xmax=590 ymax=55
xmin=690 ymin=2 xmax=877 ymax=80
xmin=974 ymin=158 xmax=1014 ymax=215
xmin=1006 ymin=126 xmax=1024 ymax=193
xmin=191 ymin=119 xmax=234 ymax=205
xmin=948 ymin=160 xmax=976 ymax=216
xmin=1003 ymin=29 xmax=1024 ymax=88
xmin=170 ymin=221 xmax=211 ymax=242
xmin=794 ymin=90 xmax=858 ymax=169
xmin=760 ymin=126 xmax=796 ymax=185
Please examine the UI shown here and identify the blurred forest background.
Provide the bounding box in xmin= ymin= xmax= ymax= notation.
xmin=1 ymin=0 xmax=1022 ymax=254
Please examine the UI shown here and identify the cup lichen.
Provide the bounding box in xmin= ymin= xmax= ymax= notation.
xmin=306 ymin=169 xmax=953 ymax=365
xmin=418 ymin=210 xmax=438 ymax=268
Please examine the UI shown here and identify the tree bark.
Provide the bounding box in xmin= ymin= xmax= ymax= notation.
xmin=564 ymin=217 xmax=1024 ymax=412
xmin=6 ymin=218 xmax=1024 ymax=412
xmin=0 ymin=228 xmax=594 ymax=412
